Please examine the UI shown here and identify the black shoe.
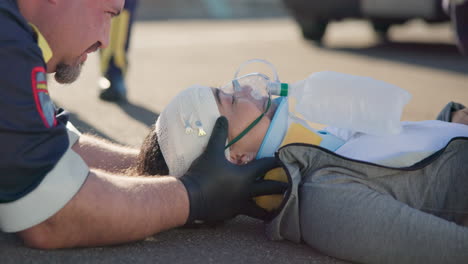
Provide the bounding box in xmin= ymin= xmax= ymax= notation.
xmin=98 ymin=73 xmax=127 ymax=102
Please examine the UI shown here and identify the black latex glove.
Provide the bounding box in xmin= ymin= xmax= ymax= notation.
xmin=180 ymin=116 xmax=288 ymax=224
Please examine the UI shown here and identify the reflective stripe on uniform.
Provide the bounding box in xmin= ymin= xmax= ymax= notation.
xmin=0 ymin=122 xmax=89 ymax=232
xmin=100 ymin=9 xmax=131 ymax=75
xmin=29 ymin=23 xmax=53 ymax=63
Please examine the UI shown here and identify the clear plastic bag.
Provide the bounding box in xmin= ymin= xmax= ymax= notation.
xmin=289 ymin=71 xmax=412 ymax=135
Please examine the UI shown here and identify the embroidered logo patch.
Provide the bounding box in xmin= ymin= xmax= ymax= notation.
xmin=32 ymin=67 xmax=56 ymax=128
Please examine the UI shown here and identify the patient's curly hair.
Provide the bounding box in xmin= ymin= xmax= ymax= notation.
xmin=135 ymin=125 xmax=169 ymax=176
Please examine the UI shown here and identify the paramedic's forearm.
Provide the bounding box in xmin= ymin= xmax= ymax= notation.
xmin=18 ymin=171 xmax=189 ymax=249
xmin=73 ymin=134 xmax=139 ymax=174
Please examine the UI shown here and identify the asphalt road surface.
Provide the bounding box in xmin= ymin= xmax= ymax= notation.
xmin=1 ymin=18 xmax=467 ymax=263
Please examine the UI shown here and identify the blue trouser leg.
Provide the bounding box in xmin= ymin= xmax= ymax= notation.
xmin=452 ymin=0 xmax=468 ymax=55
xmin=445 ymin=0 xmax=468 ymax=55
xmin=101 ymin=0 xmax=139 ymax=78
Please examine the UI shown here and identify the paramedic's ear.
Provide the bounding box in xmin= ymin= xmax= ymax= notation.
xmin=179 ymin=116 xmax=288 ymax=223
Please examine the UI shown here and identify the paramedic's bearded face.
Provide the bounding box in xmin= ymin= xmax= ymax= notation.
xmin=54 ymin=59 xmax=83 ymax=84
xmin=54 ymin=41 xmax=100 ymax=84
xmin=35 ymin=0 xmax=124 ymax=83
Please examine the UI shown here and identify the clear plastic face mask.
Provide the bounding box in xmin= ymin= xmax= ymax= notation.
xmin=221 ymin=73 xmax=272 ymax=113
xmin=222 ymin=59 xmax=282 ymax=150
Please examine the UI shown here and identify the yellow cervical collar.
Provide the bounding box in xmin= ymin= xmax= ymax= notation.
xmin=254 ymin=122 xmax=324 ymax=212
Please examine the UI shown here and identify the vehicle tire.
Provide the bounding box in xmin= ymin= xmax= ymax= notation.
xmin=371 ymin=20 xmax=392 ymax=38
xmin=298 ymin=19 xmax=328 ymax=42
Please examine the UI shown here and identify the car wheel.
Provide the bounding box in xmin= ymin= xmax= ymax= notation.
xmin=298 ymin=19 xmax=328 ymax=42
xmin=371 ymin=20 xmax=392 ymax=39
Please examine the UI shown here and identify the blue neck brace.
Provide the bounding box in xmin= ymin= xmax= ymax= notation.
xmin=256 ymin=97 xmax=288 ymax=159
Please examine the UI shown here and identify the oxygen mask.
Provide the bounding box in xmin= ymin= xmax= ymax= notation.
xmin=221 ymin=59 xmax=287 ymax=149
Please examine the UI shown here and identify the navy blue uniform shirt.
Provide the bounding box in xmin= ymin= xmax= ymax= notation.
xmin=0 ymin=0 xmax=70 ymax=202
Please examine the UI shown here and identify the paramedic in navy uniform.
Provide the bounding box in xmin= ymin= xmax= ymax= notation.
xmin=0 ymin=0 xmax=284 ymax=249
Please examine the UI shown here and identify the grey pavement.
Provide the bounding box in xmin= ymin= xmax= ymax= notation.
xmin=2 ymin=5 xmax=468 ymax=264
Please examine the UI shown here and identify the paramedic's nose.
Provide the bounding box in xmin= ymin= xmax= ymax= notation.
xmin=100 ymin=37 xmax=109 ymax=50
xmin=99 ymin=20 xmax=112 ymax=49
xmin=99 ymin=36 xmax=110 ymax=50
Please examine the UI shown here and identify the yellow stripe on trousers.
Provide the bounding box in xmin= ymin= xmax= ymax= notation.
xmin=100 ymin=10 xmax=131 ymax=75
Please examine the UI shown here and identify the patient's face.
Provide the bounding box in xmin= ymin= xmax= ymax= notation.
xmin=212 ymin=88 xmax=275 ymax=165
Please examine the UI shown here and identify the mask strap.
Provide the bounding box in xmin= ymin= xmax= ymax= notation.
xmin=233 ymin=59 xmax=280 ymax=83
xmin=224 ymin=97 xmax=272 ymax=149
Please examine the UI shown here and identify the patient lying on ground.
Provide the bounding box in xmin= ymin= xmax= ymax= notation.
xmin=135 ymin=61 xmax=468 ymax=264
xmin=136 ymin=77 xmax=468 ymax=178
xmin=135 ymin=66 xmax=468 ymax=211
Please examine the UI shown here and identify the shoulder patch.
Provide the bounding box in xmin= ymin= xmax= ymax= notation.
xmin=31 ymin=67 xmax=56 ymax=128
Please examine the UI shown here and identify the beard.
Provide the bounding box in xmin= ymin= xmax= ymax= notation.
xmin=54 ymin=61 xmax=83 ymax=84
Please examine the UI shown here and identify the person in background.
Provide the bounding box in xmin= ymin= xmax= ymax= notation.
xmin=443 ymin=0 xmax=468 ymax=55
xmin=98 ymin=0 xmax=139 ymax=102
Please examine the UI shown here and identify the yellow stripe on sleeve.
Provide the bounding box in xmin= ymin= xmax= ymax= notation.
xmin=29 ymin=24 xmax=53 ymax=63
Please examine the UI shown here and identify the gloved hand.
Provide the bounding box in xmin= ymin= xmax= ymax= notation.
xmin=180 ymin=116 xmax=288 ymax=223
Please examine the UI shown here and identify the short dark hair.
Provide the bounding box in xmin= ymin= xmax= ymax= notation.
xmin=135 ymin=125 xmax=169 ymax=176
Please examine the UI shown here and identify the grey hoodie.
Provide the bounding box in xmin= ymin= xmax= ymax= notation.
xmin=266 ymin=102 xmax=468 ymax=264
